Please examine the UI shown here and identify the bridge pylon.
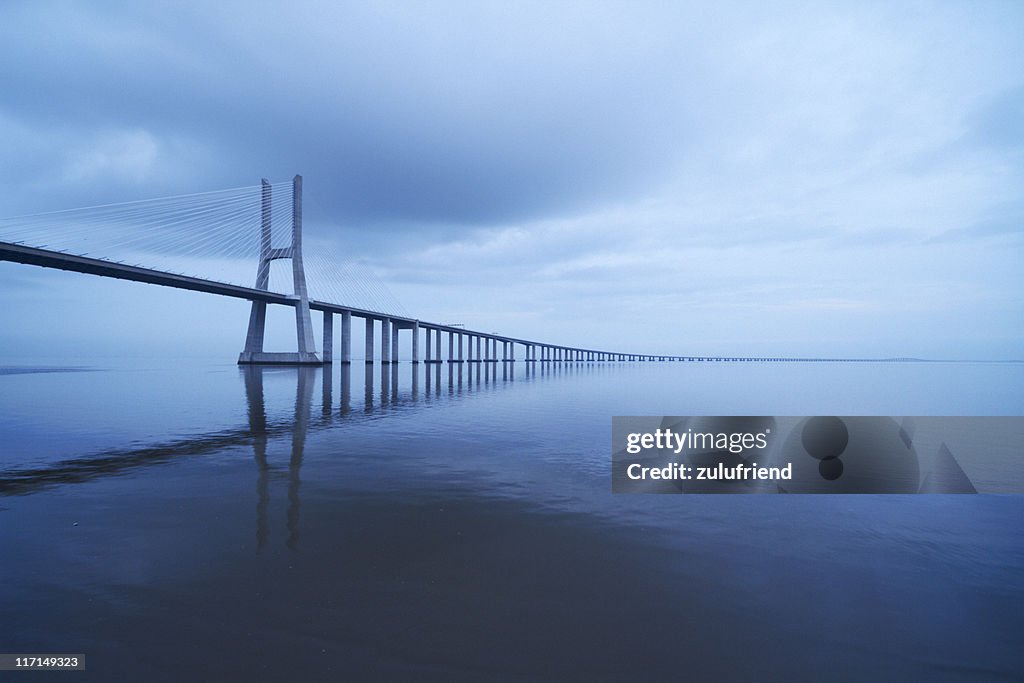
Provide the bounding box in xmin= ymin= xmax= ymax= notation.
xmin=238 ymin=175 xmax=322 ymax=365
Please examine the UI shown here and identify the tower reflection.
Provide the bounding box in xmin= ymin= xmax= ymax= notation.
xmin=243 ymin=365 xmax=315 ymax=551
xmin=236 ymin=360 xmax=590 ymax=550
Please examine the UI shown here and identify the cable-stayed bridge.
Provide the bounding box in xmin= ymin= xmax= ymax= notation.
xmin=0 ymin=176 xmax=902 ymax=365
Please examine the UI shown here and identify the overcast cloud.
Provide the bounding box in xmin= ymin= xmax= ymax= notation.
xmin=0 ymin=1 xmax=1021 ymax=359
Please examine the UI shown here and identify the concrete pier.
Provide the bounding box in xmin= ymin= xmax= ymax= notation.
xmin=365 ymin=318 xmax=374 ymax=363
xmin=340 ymin=311 xmax=351 ymax=363
xmin=425 ymin=328 xmax=433 ymax=363
xmin=238 ymin=176 xmax=322 ymax=365
xmin=381 ymin=318 xmax=391 ymax=364
xmin=391 ymin=322 xmax=399 ymax=364
xmin=322 ymin=312 xmax=333 ymax=363
xmin=448 ymin=331 xmax=454 ymax=363
xmin=412 ymin=321 xmax=420 ymax=363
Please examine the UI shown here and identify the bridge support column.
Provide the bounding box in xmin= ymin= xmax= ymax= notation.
xmin=425 ymin=328 xmax=433 ymax=363
xmin=412 ymin=321 xmax=420 ymax=363
xmin=476 ymin=336 xmax=482 ymax=362
xmin=435 ymin=329 xmax=442 ymax=362
xmin=391 ymin=323 xmax=399 ymax=364
xmin=365 ymin=318 xmax=374 ymax=363
xmin=510 ymin=342 xmax=515 ymax=362
xmin=239 ymin=176 xmax=322 ymax=365
xmin=457 ymin=333 xmax=464 ymax=362
xmin=340 ymin=311 xmax=351 ymax=363
xmin=322 ymin=312 xmax=333 ymax=363
xmin=448 ymin=331 xmax=454 ymax=363
xmin=381 ymin=318 xmax=391 ymax=364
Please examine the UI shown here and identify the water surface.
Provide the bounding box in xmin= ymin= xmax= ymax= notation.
xmin=1 ymin=359 xmax=1021 ymax=680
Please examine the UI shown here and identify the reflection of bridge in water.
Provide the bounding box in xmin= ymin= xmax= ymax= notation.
xmin=0 ymin=360 xmax=582 ymax=547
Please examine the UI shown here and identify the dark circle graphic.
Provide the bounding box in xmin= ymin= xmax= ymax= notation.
xmin=776 ymin=417 xmax=920 ymax=492
xmin=801 ymin=416 xmax=849 ymax=460
xmin=819 ymin=457 xmax=844 ymax=480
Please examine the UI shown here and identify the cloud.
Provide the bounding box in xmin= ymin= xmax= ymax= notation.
xmin=62 ymin=129 xmax=161 ymax=182
xmin=0 ymin=1 xmax=1022 ymax=358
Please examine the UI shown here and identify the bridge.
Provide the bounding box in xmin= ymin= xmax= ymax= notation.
xmin=0 ymin=176 xmax=900 ymax=365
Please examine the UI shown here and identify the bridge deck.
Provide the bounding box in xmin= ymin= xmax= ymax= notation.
xmin=0 ymin=241 xmax=551 ymax=348
xmin=1 ymin=240 xmax=914 ymax=362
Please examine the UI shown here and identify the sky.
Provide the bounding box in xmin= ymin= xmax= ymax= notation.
xmin=0 ymin=0 xmax=1022 ymax=360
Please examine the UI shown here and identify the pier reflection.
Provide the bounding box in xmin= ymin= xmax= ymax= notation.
xmin=244 ymin=365 xmax=315 ymax=550
xmin=0 ymin=359 xmax=621 ymax=515
xmin=238 ymin=360 xmax=605 ymax=548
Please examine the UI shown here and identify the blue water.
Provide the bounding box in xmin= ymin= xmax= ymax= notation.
xmin=1 ymin=359 xmax=1022 ymax=680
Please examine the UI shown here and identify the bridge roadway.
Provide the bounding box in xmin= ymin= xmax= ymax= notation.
xmin=0 ymin=240 xmax=909 ymax=364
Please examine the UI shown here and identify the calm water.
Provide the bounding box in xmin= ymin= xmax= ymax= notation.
xmin=1 ymin=359 xmax=1022 ymax=681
